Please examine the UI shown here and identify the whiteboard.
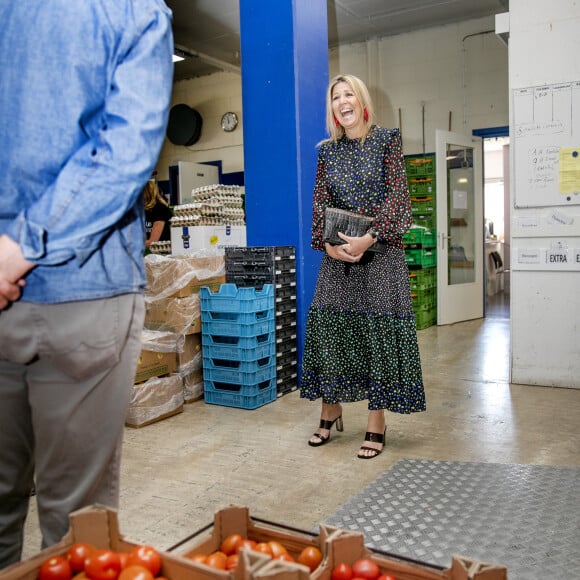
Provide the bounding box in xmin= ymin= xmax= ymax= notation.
xmin=513 ymin=81 xmax=580 ymax=208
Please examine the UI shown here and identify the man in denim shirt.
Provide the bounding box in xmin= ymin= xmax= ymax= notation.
xmin=0 ymin=1 xmax=174 ymax=566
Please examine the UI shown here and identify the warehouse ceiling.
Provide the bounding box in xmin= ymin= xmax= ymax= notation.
xmin=167 ymin=0 xmax=509 ymax=82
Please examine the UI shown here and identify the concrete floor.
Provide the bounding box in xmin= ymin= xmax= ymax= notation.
xmin=22 ymin=291 xmax=580 ymax=558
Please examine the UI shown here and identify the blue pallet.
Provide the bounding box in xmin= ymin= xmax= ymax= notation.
xmin=203 ymin=354 xmax=274 ymax=373
xmin=202 ymin=333 xmax=275 ymax=360
xmin=200 ymin=283 xmax=274 ymax=313
xmin=204 ymin=377 xmax=277 ymax=409
xmin=203 ymin=361 xmax=275 ymax=384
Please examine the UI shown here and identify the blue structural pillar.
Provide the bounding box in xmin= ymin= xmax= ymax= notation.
xmin=239 ymin=0 xmax=328 ymax=367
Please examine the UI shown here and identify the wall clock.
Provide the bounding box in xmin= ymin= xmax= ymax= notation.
xmin=221 ymin=111 xmax=238 ymax=132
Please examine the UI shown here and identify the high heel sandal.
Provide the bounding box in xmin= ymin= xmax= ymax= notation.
xmin=357 ymin=428 xmax=386 ymax=459
xmin=308 ymin=415 xmax=344 ymax=447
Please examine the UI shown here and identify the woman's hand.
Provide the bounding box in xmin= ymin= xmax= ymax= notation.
xmin=325 ymin=232 xmax=375 ymax=262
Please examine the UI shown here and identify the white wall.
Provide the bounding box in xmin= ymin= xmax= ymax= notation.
xmin=329 ymin=15 xmax=508 ymax=155
xmin=156 ymin=72 xmax=244 ymax=181
xmin=509 ymin=0 xmax=580 ymax=388
xmin=155 ymin=14 xmax=508 ymax=181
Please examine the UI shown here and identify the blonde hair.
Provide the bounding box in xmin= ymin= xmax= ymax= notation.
xmin=320 ymin=74 xmax=375 ymax=145
xmin=143 ymin=180 xmax=169 ymax=211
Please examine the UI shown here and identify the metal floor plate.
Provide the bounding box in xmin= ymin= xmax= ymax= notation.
xmin=323 ymin=459 xmax=580 ymax=580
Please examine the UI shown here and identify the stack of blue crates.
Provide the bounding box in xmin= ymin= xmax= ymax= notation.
xmin=200 ymin=283 xmax=276 ymax=410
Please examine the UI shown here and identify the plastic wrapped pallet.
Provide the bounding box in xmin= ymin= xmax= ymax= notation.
xmin=125 ymin=374 xmax=184 ymax=428
xmin=144 ymin=293 xmax=201 ymax=335
xmin=182 ymin=369 xmax=204 ymax=403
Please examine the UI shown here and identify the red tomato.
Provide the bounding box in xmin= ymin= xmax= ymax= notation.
xmin=39 ymin=556 xmax=73 ymax=580
xmin=118 ymin=553 xmax=130 ymax=570
xmin=267 ymin=541 xmax=288 ymax=558
xmin=274 ymin=553 xmax=295 ymax=563
xmin=225 ymin=554 xmax=239 ymax=571
xmin=378 ymin=575 xmax=397 ymax=580
xmin=118 ymin=565 xmax=154 ymax=580
xmin=220 ymin=533 xmax=244 ymax=556
xmin=297 ymin=546 xmax=323 ymax=572
xmin=205 ymin=552 xmax=227 ymax=570
xmin=67 ymin=543 xmax=95 ymax=574
xmin=189 ymin=553 xmax=208 ymax=565
xmin=126 ymin=546 xmax=162 ymax=577
xmin=332 ymin=562 xmax=354 ymax=580
xmin=236 ymin=539 xmax=257 ymax=554
xmin=253 ymin=543 xmax=273 ymax=557
xmin=352 ymin=559 xmax=381 ymax=580
xmin=84 ymin=549 xmax=122 ymax=580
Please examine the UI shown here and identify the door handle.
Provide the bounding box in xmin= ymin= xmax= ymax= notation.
xmin=439 ymin=232 xmax=452 ymax=250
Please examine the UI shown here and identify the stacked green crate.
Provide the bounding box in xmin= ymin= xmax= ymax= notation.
xmin=404 ymin=154 xmax=437 ymax=330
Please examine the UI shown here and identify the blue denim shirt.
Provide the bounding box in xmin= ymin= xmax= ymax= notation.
xmin=0 ymin=1 xmax=173 ymax=303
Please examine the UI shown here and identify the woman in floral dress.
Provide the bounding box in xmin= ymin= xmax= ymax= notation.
xmin=300 ymin=74 xmax=426 ymax=459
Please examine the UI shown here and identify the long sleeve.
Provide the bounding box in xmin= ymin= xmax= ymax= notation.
xmin=310 ymin=150 xmax=333 ymax=252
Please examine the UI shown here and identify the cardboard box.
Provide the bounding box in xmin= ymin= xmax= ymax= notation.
xmin=183 ymin=369 xmax=204 ymax=403
xmin=135 ymin=349 xmax=178 ymax=383
xmin=171 ymin=226 xmax=246 ymax=256
xmin=125 ymin=374 xmax=184 ymax=428
xmin=0 ymin=505 xmax=223 ymax=580
xmin=145 ymin=294 xmax=201 ymax=335
xmin=145 ymin=254 xmax=226 ymax=300
xmin=178 ymin=333 xmax=203 ymax=373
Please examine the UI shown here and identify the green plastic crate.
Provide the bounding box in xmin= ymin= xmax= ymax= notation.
xmin=404 ymin=226 xmax=436 ymax=248
xmin=414 ymin=307 xmax=437 ymax=330
xmin=411 ymin=196 xmax=435 ymax=215
xmin=412 ymin=214 xmax=436 ymax=230
xmin=405 ymin=155 xmax=435 ymax=177
xmin=411 ymin=287 xmax=436 ymax=312
xmin=409 ymin=268 xmax=437 ymax=291
xmin=405 ymin=248 xmax=436 ymax=268
xmin=409 ymin=177 xmax=435 ymax=195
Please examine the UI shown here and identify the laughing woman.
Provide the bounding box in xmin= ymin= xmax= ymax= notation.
xmin=300 ymin=74 xmax=426 ymax=459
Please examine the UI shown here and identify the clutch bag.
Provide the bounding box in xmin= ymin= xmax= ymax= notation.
xmin=323 ymin=207 xmax=374 ymax=244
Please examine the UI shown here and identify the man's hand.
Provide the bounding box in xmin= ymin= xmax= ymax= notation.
xmin=0 ymin=234 xmax=35 ymax=310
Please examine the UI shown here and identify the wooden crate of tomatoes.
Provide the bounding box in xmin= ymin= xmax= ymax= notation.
xmin=0 ymin=505 xmax=225 ymax=580
xmin=166 ymin=506 xmax=506 ymax=580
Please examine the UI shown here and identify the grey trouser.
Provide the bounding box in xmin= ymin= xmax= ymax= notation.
xmin=0 ymin=294 xmax=144 ymax=568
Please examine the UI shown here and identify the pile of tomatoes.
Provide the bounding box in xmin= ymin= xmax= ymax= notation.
xmin=37 ymin=543 xmax=164 ymax=580
xmin=331 ymin=558 xmax=396 ymax=580
xmin=188 ymin=533 xmax=324 ymax=573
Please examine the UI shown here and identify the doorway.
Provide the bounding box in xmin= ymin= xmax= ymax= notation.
xmin=482 ymin=136 xmax=510 ymax=320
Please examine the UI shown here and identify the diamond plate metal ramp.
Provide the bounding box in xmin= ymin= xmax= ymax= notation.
xmin=324 ymin=459 xmax=580 ymax=580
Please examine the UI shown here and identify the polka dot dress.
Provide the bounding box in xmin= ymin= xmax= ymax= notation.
xmin=300 ymin=127 xmax=426 ymax=413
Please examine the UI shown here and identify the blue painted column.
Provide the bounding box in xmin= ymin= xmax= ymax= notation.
xmin=239 ymin=0 xmax=328 ymax=365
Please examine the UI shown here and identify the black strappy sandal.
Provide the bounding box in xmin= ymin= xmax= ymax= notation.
xmin=357 ymin=428 xmax=386 ymax=459
xmin=308 ymin=415 xmax=344 ymax=447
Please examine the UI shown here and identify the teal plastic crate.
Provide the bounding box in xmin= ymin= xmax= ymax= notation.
xmin=199 ymin=283 xmax=274 ymax=313
xmin=204 ymin=377 xmax=276 ymax=409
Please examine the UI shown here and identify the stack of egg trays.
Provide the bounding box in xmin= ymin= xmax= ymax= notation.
xmin=224 ymin=246 xmax=298 ymax=396
xmin=200 ymin=283 xmax=276 ymax=410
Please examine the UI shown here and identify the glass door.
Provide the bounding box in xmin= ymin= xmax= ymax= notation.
xmin=435 ymin=130 xmax=484 ymax=325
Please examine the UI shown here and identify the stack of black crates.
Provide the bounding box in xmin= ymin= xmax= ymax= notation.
xmin=404 ymin=154 xmax=437 ymax=330
xmin=225 ymin=246 xmax=298 ymax=397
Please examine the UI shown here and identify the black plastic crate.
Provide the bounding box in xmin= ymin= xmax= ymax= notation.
xmin=276 ymin=348 xmax=298 ymax=370
xmin=275 ymin=325 xmax=297 ymax=345
xmin=275 ymin=311 xmax=297 ymax=331
xmin=275 ymin=296 xmax=297 ymax=316
xmin=276 ymin=335 xmax=298 ymax=358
